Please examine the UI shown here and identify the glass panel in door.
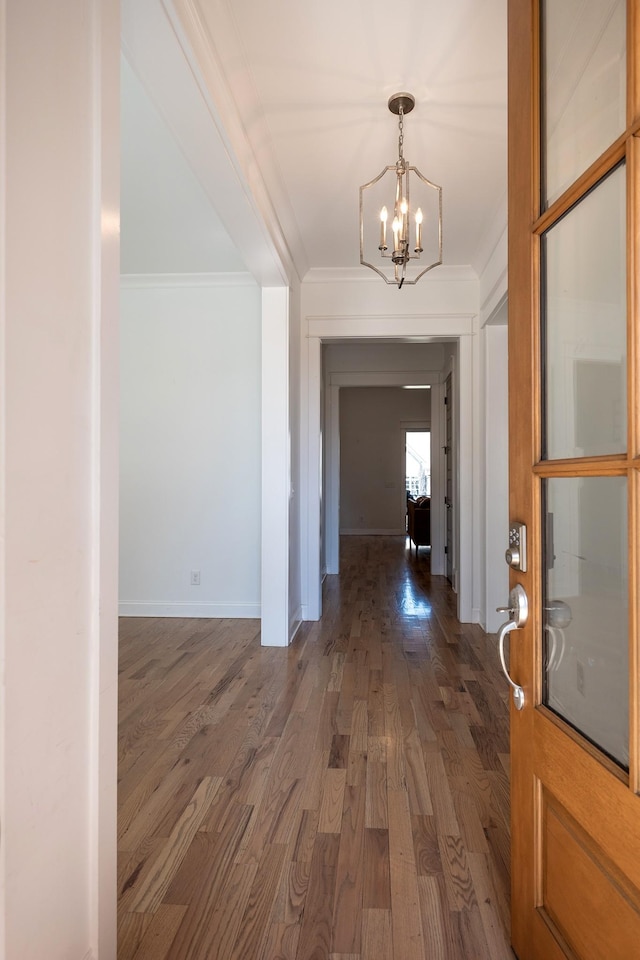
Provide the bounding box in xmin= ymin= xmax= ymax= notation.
xmin=543 ymin=475 xmax=629 ymax=768
xmin=542 ymin=163 xmax=626 ymax=461
xmin=542 ymin=0 xmax=626 ymax=206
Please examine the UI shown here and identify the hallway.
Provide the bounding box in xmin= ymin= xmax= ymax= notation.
xmin=117 ymin=537 xmax=513 ymax=959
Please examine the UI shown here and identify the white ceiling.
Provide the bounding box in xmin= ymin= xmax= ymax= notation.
xmin=121 ymin=0 xmax=508 ymax=281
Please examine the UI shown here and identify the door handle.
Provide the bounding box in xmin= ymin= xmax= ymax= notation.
xmin=495 ymin=583 xmax=528 ymax=711
xmin=544 ymin=600 xmax=571 ymax=672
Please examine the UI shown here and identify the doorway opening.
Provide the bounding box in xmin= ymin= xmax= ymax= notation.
xmin=405 ymin=430 xmax=431 ymax=497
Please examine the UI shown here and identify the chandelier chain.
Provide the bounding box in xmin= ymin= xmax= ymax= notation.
xmin=398 ymin=107 xmax=404 ymax=162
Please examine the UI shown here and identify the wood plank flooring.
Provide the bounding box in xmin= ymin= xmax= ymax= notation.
xmin=118 ymin=536 xmax=514 ymax=959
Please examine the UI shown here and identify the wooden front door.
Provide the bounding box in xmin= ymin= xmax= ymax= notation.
xmin=508 ymin=2 xmax=640 ymax=959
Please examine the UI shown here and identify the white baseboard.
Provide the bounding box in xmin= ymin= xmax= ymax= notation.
xmin=340 ymin=528 xmax=406 ymax=536
xmin=289 ymin=612 xmax=303 ymax=643
xmin=300 ymin=603 xmax=320 ymax=622
xmin=471 ymin=607 xmax=481 ymax=624
xmin=118 ymin=601 xmax=260 ymax=618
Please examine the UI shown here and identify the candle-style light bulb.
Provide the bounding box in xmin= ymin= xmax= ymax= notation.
xmin=379 ymin=206 xmax=388 ymax=250
xmin=392 ymin=217 xmax=401 ymax=251
xmin=400 ymin=198 xmax=408 ymax=242
xmin=415 ymin=207 xmax=423 ymax=253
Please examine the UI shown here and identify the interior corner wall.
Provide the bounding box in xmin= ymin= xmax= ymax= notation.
xmin=301 ymin=334 xmax=323 ymax=620
xmin=482 ymin=321 xmax=509 ymax=632
xmin=119 ymin=281 xmax=261 ymax=617
xmin=339 ymin=387 xmax=431 ymax=533
xmin=288 ymin=280 xmax=302 ymax=636
xmin=451 ymin=337 xmax=477 ymax=623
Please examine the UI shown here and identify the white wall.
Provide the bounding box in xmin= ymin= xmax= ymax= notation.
xmin=1 ymin=1 xmax=119 ymax=957
xmin=481 ymin=317 xmax=509 ymax=632
xmin=325 ymin=341 xmax=448 ymax=375
xmin=120 ymin=279 xmax=261 ymax=617
xmin=340 ymin=387 xmax=430 ymax=533
xmin=121 ymin=2 xmax=300 ymax=647
xmin=261 ymin=285 xmax=292 ymax=646
xmin=302 ymin=267 xmax=479 ymax=320
xmin=288 ymin=280 xmax=302 ymax=635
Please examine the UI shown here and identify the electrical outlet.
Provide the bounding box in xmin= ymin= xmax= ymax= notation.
xmin=577 ymin=660 xmax=585 ymax=696
xmin=190 ymin=570 xmax=201 ymax=586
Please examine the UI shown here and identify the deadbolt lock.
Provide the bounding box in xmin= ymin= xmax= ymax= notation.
xmin=506 ymin=522 xmax=527 ymax=572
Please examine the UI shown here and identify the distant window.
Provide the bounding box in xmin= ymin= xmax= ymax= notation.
xmin=406 ymin=431 xmax=431 ymax=497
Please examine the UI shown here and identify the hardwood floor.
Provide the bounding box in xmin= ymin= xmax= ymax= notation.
xmin=118 ymin=536 xmax=514 ymax=959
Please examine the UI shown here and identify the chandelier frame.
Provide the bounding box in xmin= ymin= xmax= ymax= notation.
xmin=359 ymin=93 xmax=443 ymax=287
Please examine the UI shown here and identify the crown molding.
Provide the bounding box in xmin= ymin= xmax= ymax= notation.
xmin=165 ymin=0 xmax=306 ymax=282
xmin=480 ymin=267 xmax=508 ymax=321
xmin=329 ymin=370 xmax=441 ymax=387
xmin=307 ymin=313 xmax=476 ymax=340
xmin=308 ymin=313 xmax=475 ymax=322
xmin=302 ymin=265 xmax=478 ymax=285
xmin=473 ymin=190 xmax=507 ymax=278
xmin=120 ymin=271 xmax=257 ymax=290
xmin=482 ymin=290 xmax=508 ymax=327
xmin=122 ymin=0 xmax=294 ymax=287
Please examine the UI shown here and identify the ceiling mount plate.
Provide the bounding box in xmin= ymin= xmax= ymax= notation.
xmin=388 ymin=92 xmax=415 ymax=116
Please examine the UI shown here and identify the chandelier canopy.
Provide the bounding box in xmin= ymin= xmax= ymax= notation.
xmin=359 ymin=93 xmax=442 ymax=288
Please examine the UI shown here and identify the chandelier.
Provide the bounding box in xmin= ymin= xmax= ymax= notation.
xmin=359 ymin=93 xmax=442 ymax=288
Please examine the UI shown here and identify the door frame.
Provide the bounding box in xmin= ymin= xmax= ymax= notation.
xmin=302 ymin=318 xmax=476 ymax=623
xmin=325 ymin=379 xmax=441 ymax=570
xmin=444 ymin=370 xmax=455 ymax=583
